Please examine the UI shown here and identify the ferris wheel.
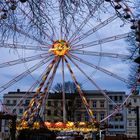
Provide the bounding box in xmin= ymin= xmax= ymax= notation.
xmin=0 ymin=0 xmax=139 ymax=131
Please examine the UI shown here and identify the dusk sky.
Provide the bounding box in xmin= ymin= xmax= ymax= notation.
xmin=0 ymin=0 xmax=136 ymax=99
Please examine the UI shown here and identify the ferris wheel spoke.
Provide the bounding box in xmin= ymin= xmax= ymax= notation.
xmin=19 ymin=8 xmax=54 ymax=43
xmin=12 ymin=67 xmax=49 ymax=112
xmin=71 ymin=14 xmax=118 ymax=46
xmin=70 ymin=54 xmax=128 ymax=83
xmin=0 ymin=53 xmax=51 ymax=68
xmin=62 ymin=57 xmax=66 ymax=122
xmin=0 ymin=56 xmax=54 ymax=93
xmin=100 ymin=85 xmax=137 ymax=123
xmin=5 ymin=23 xmax=47 ymax=45
xmin=72 ymin=32 xmax=132 ymax=50
xmin=64 ymin=56 xmax=96 ymax=122
xmin=38 ymin=57 xmax=61 ymax=113
xmin=71 ymin=50 xmax=130 ymax=59
xmin=22 ymin=56 xmax=59 ymax=121
xmin=12 ymin=70 xmax=46 ymax=112
xmin=66 ymin=54 xmax=116 ymax=105
xmin=0 ymin=42 xmax=49 ymax=51
xmin=26 ymin=57 xmax=61 ymax=123
xmin=31 ymin=56 xmax=59 ymax=99
xmin=68 ymin=0 xmax=104 ymax=43
xmin=64 ymin=7 xmax=78 ymax=40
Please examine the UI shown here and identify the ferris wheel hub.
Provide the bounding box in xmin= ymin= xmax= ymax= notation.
xmin=49 ymin=40 xmax=70 ymax=56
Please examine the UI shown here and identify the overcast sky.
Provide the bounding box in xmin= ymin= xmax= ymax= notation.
xmin=0 ymin=1 xmax=136 ymax=98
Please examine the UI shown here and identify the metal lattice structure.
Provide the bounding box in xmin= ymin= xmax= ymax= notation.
xmin=0 ymin=0 xmax=140 ymax=131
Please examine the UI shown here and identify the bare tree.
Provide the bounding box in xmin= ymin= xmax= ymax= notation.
xmin=52 ymin=81 xmax=82 ymax=93
xmin=126 ymin=0 xmax=140 ymax=91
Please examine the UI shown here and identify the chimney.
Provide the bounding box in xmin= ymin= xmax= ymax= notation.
xmin=17 ymin=89 xmax=20 ymax=93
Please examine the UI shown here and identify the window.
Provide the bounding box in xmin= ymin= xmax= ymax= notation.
xmin=92 ymin=101 xmax=96 ymax=108
xmin=68 ymin=101 xmax=72 ymax=106
xmin=115 ymin=117 xmax=118 ymax=121
xmin=134 ymin=98 xmax=137 ymax=103
xmin=100 ymin=113 xmax=104 ymax=120
xmin=119 ymin=96 xmax=122 ymax=101
xmin=19 ymin=108 xmax=23 ymax=114
xmin=109 ymin=96 xmax=112 ymax=99
xmin=109 ymin=124 xmax=113 ymax=128
xmin=13 ymin=109 xmax=16 ymax=113
xmin=120 ymin=125 xmax=124 ymax=129
xmin=25 ymin=100 xmax=30 ymax=106
xmin=100 ymin=101 xmax=104 ymax=108
xmin=115 ymin=125 xmax=118 ymax=129
xmin=134 ymin=120 xmax=136 ymax=126
xmin=114 ymin=96 xmax=118 ymax=101
xmin=54 ymin=110 xmax=58 ymax=116
xmin=120 ymin=116 xmax=123 ymax=121
xmin=94 ymin=113 xmax=97 ymax=119
xmin=76 ymin=100 xmax=81 ymax=107
xmin=54 ymin=101 xmax=58 ymax=107
xmin=128 ymin=109 xmax=131 ymax=114
xmin=47 ymin=110 xmax=51 ymax=116
xmin=84 ymin=112 xmax=89 ymax=121
xmin=6 ymin=100 xmax=10 ymax=105
xmin=48 ymin=101 xmax=51 ymax=106
xmin=19 ymin=100 xmax=23 ymax=105
xmin=76 ymin=113 xmax=81 ymax=121
xmin=13 ymin=100 xmax=17 ymax=105
xmin=128 ymin=120 xmax=132 ymax=126
xmin=109 ymin=105 xmax=113 ymax=109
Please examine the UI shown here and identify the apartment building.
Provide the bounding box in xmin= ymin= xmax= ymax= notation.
xmin=2 ymin=89 xmax=130 ymax=136
xmin=125 ymin=94 xmax=140 ymax=138
xmin=107 ymin=91 xmax=126 ymax=136
xmin=3 ymin=89 xmax=108 ymax=122
xmin=73 ymin=90 xmax=107 ymax=123
xmin=3 ymin=89 xmax=35 ymax=120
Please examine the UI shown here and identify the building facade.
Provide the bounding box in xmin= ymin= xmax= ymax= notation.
xmin=3 ymin=89 xmax=136 ymax=137
xmin=107 ymin=91 xmax=126 ymax=136
xmin=125 ymin=94 xmax=140 ymax=138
